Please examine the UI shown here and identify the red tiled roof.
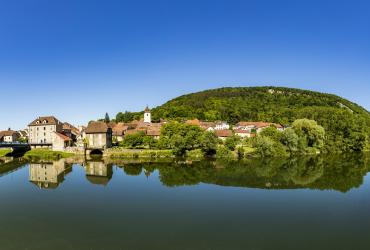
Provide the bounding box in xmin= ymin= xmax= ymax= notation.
xmin=54 ymin=132 xmax=72 ymax=141
xmin=0 ymin=130 xmax=18 ymax=136
xmin=215 ymin=130 xmax=233 ymax=137
xmin=62 ymin=122 xmax=80 ymax=135
xmin=112 ymin=123 xmax=129 ymax=136
xmin=147 ymin=129 xmax=161 ymax=136
xmin=186 ymin=119 xmax=201 ymax=126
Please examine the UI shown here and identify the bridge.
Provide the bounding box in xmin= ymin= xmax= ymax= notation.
xmin=0 ymin=142 xmax=31 ymax=155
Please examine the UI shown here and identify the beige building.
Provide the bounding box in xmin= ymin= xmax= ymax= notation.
xmin=85 ymin=121 xmax=112 ymax=149
xmin=29 ymin=159 xmax=72 ymax=189
xmin=28 ymin=116 xmax=63 ymax=145
xmin=52 ymin=132 xmax=72 ymax=151
xmin=0 ymin=129 xmax=19 ymax=142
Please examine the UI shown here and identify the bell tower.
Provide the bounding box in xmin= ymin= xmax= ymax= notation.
xmin=144 ymin=106 xmax=151 ymax=123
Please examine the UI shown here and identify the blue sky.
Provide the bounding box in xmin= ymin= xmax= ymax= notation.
xmin=1 ymin=0 xmax=369 ymax=129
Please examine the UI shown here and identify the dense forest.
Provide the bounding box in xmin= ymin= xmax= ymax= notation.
xmin=116 ymin=87 xmax=370 ymax=152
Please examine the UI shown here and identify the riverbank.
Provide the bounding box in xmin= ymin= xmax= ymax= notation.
xmin=0 ymin=149 xmax=12 ymax=157
xmin=105 ymin=148 xmax=175 ymax=158
xmin=23 ymin=149 xmax=75 ymax=160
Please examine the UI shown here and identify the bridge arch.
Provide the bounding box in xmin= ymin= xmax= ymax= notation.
xmin=90 ymin=149 xmax=103 ymax=156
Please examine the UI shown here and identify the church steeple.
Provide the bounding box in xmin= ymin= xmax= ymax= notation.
xmin=144 ymin=106 xmax=151 ymax=123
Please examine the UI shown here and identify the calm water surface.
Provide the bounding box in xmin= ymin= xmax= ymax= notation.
xmin=0 ymin=154 xmax=369 ymax=250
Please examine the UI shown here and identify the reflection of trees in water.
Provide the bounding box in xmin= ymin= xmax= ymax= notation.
xmin=283 ymin=157 xmax=324 ymax=185
xmin=308 ymin=153 xmax=369 ymax=192
xmin=3 ymin=153 xmax=369 ymax=192
xmin=123 ymin=165 xmax=143 ymax=176
xmin=151 ymin=153 xmax=370 ymax=192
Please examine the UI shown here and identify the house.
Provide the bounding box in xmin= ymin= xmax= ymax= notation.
xmin=234 ymin=129 xmax=253 ymax=138
xmin=85 ymin=121 xmax=112 ymax=149
xmin=28 ymin=116 xmax=63 ymax=146
xmin=17 ymin=129 xmax=28 ymax=142
xmin=75 ymin=125 xmax=87 ymax=148
xmin=234 ymin=122 xmax=284 ymax=134
xmin=0 ymin=129 xmax=19 ymax=142
xmin=215 ymin=129 xmax=233 ymax=140
xmin=52 ymin=132 xmax=72 ymax=151
xmin=62 ymin=122 xmax=80 ymax=142
xmin=214 ymin=121 xmax=230 ymax=130
xmin=123 ymin=108 xmax=164 ymax=139
xmin=200 ymin=121 xmax=216 ymax=131
xmin=111 ymin=123 xmax=129 ymax=142
xmin=185 ymin=119 xmax=229 ymax=131
xmin=146 ymin=127 xmax=161 ymax=139
xmin=124 ymin=122 xmax=163 ymax=140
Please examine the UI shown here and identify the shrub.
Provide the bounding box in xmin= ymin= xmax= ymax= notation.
xmin=216 ymin=145 xmax=234 ymax=158
xmin=186 ymin=149 xmax=204 ymax=159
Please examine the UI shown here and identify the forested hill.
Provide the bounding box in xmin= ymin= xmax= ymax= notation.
xmin=151 ymin=87 xmax=369 ymax=124
xmin=149 ymin=87 xmax=370 ymax=152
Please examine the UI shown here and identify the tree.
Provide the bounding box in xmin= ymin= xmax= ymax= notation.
xmin=224 ymin=135 xmax=241 ymax=151
xmin=260 ymin=126 xmax=282 ymax=142
xmin=280 ymin=128 xmax=299 ymax=153
xmin=159 ymin=122 xmax=217 ymax=156
xmin=143 ymin=136 xmax=157 ymax=149
xmin=116 ymin=111 xmax=135 ymax=123
xmin=104 ymin=112 xmax=110 ymax=123
xmin=292 ymin=119 xmax=325 ymax=149
xmin=199 ymin=131 xmax=219 ymax=155
xmin=254 ymin=136 xmax=288 ymax=157
xmin=120 ymin=131 xmax=146 ymax=148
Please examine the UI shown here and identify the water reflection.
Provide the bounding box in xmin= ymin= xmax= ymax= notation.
xmin=1 ymin=153 xmax=369 ymax=192
xmin=84 ymin=160 xmax=113 ymax=186
xmin=29 ymin=159 xmax=72 ymax=189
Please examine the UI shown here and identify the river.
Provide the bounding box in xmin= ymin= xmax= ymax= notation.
xmin=0 ymin=154 xmax=369 ymax=250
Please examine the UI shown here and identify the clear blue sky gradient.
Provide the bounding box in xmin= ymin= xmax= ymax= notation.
xmin=1 ymin=0 xmax=369 ymax=129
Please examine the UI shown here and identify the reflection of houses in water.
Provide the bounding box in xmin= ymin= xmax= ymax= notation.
xmin=29 ymin=159 xmax=72 ymax=189
xmin=84 ymin=161 xmax=113 ymax=186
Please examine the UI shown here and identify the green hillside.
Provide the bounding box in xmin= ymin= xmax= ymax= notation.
xmin=149 ymin=87 xmax=370 ymax=152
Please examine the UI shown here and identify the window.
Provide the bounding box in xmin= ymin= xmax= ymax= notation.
xmin=44 ymin=127 xmax=46 ymax=130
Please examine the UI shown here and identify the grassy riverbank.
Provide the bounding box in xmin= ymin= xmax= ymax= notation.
xmin=0 ymin=149 xmax=12 ymax=157
xmin=105 ymin=148 xmax=174 ymax=158
xmin=23 ymin=149 xmax=75 ymax=160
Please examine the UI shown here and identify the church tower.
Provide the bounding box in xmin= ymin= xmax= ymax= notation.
xmin=144 ymin=106 xmax=151 ymax=123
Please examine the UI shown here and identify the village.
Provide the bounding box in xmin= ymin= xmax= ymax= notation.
xmin=0 ymin=106 xmax=284 ymax=154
